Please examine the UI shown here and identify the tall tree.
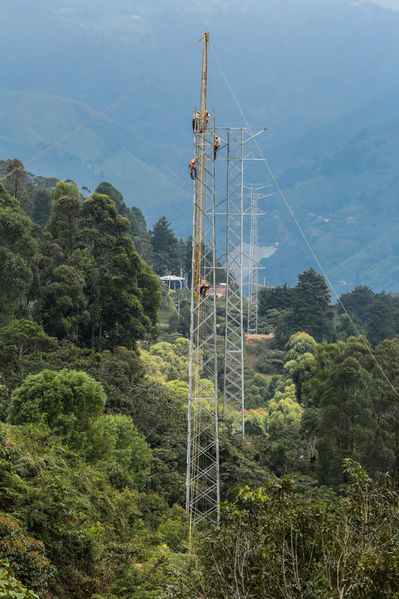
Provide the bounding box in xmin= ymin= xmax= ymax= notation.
xmin=339 ymin=284 xmax=375 ymax=322
xmin=39 ymin=263 xmax=88 ymax=342
xmin=46 ymin=181 xmax=81 ymax=258
xmin=151 ymin=216 xmax=180 ymax=275
xmin=79 ymin=192 xmax=129 ymax=262
xmin=95 ymin=182 xmax=153 ymax=261
xmin=129 ymin=205 xmax=153 ymax=262
xmin=301 ymin=336 xmax=375 ymax=485
xmin=5 ymin=158 xmax=27 ymax=204
xmin=79 ymin=193 xmax=160 ymax=349
xmin=258 ymin=283 xmax=295 ymax=315
xmin=95 ymin=181 xmax=128 ymax=217
xmin=258 ymin=284 xmax=296 ymax=345
xmin=30 ymin=188 xmax=52 ymax=226
xmin=0 ymin=185 xmax=39 ymax=321
xmin=316 ymin=353 xmax=373 ymax=485
xmin=367 ymin=300 xmax=395 ymax=346
xmin=294 ymin=267 xmax=334 ymax=342
xmin=371 ymin=338 xmax=399 ymax=486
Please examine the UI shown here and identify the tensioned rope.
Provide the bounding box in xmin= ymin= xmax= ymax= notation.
xmin=0 ymin=38 xmax=201 ymax=185
xmin=209 ymin=41 xmax=399 ymax=402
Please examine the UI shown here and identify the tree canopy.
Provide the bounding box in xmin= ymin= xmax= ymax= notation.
xmin=180 ymin=461 xmax=399 ymax=599
xmin=3 ymin=164 xmax=399 ymax=598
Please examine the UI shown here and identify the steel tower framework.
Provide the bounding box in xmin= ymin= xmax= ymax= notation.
xmin=247 ymin=184 xmax=267 ymax=335
xmin=217 ymin=129 xmax=265 ymax=434
xmin=186 ymin=34 xmax=220 ymax=529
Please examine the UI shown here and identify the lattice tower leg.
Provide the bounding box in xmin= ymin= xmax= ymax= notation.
xmin=186 ymin=112 xmax=220 ymax=529
xmin=247 ymin=185 xmax=259 ymax=335
xmin=223 ymin=129 xmax=245 ymax=435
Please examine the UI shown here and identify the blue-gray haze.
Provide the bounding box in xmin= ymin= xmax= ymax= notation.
xmin=1 ymin=0 xmax=399 ymax=292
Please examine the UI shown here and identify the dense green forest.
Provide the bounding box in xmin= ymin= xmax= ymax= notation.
xmin=1 ymin=159 xmax=399 ymax=598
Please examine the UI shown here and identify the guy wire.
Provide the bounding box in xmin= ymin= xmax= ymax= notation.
xmin=209 ymin=40 xmax=399 ymax=403
xmin=0 ymin=38 xmax=201 ymax=185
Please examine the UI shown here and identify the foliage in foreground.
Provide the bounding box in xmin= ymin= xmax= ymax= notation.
xmin=176 ymin=460 xmax=399 ymax=599
xmin=4 ymin=165 xmax=399 ymax=598
xmin=0 ymin=423 xmax=188 ymax=598
xmin=0 ymin=559 xmax=38 ymax=598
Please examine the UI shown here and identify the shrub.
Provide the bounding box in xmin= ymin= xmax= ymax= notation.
xmin=0 ymin=516 xmax=52 ymax=592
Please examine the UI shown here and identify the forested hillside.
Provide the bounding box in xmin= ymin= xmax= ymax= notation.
xmin=1 ymin=164 xmax=399 ymax=597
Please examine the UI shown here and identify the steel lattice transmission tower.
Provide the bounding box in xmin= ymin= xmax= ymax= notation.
xmin=186 ymin=33 xmax=220 ymax=531
xmin=247 ymin=184 xmax=267 ymax=335
xmin=217 ymin=129 xmax=266 ymax=434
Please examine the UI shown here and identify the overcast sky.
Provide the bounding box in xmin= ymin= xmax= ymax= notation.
xmin=371 ymin=0 xmax=399 ymax=9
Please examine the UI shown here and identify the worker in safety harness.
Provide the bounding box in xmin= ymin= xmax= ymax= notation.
xmin=189 ymin=157 xmax=198 ymax=180
xmin=200 ymin=110 xmax=211 ymax=132
xmin=192 ymin=111 xmax=201 ymax=133
xmin=199 ymin=279 xmax=210 ymax=297
xmin=213 ymin=135 xmax=221 ymax=160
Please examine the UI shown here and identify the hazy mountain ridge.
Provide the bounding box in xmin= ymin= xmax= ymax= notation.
xmin=2 ymin=0 xmax=399 ymax=291
xmin=263 ymin=116 xmax=399 ymax=291
xmin=0 ymin=88 xmax=188 ymax=223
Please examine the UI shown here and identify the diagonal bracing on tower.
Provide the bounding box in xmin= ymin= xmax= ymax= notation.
xmin=216 ymin=128 xmax=265 ymax=435
xmin=186 ymin=34 xmax=220 ymax=531
xmin=246 ymin=183 xmax=268 ymax=335
xmin=186 ymin=35 xmax=267 ymax=532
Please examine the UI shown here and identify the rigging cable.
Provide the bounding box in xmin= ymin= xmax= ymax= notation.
xmin=0 ymin=37 xmax=201 ymax=185
xmin=209 ymin=40 xmax=399 ymax=402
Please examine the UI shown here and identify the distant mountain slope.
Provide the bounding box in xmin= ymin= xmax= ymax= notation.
xmin=1 ymin=0 xmax=399 ymax=290
xmin=0 ymin=88 xmax=188 ymax=225
xmin=262 ymin=117 xmax=399 ymax=292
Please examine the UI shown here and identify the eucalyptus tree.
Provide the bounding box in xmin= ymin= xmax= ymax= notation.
xmin=78 ymin=193 xmax=160 ymax=349
xmin=46 ymin=180 xmax=81 ymax=258
xmin=0 ymin=184 xmax=39 ymax=321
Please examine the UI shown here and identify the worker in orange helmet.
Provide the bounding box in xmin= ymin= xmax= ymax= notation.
xmin=189 ymin=157 xmax=198 ymax=180
xmin=213 ymin=135 xmax=221 ymax=160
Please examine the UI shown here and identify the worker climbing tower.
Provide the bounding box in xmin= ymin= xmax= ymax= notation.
xmin=186 ymin=37 xmax=267 ymax=533
xmin=186 ymin=33 xmax=220 ymax=530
